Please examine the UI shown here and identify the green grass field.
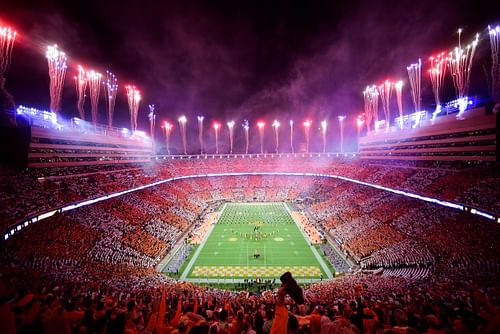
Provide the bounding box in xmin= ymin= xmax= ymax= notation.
xmin=182 ymin=202 xmax=331 ymax=280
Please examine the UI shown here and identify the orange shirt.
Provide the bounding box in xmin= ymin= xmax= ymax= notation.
xmin=309 ymin=313 xmax=321 ymax=334
xmin=270 ymin=306 xmax=288 ymax=334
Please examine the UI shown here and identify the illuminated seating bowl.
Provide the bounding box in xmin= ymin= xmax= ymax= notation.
xmin=0 ymin=156 xmax=499 ymax=333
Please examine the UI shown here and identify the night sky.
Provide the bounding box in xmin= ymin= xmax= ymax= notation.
xmin=1 ymin=0 xmax=499 ymax=153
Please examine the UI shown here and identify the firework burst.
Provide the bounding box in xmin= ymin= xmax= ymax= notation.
xmin=197 ymin=116 xmax=205 ymax=154
xmin=407 ymin=59 xmax=421 ymax=115
xmin=227 ymin=120 xmax=235 ymax=154
xmin=87 ymin=70 xmax=102 ymax=125
xmin=125 ymin=85 xmax=141 ymax=132
xmin=338 ymin=116 xmax=346 ymax=153
xmin=428 ymin=53 xmax=447 ymax=119
xmin=488 ymin=25 xmax=500 ymax=105
xmin=394 ymin=81 xmax=404 ymax=129
xmin=178 ymin=115 xmax=187 ymax=155
xmin=257 ymin=121 xmax=265 ymax=154
xmin=303 ymin=120 xmax=311 ymax=153
xmin=74 ymin=65 xmax=87 ymax=120
xmin=163 ymin=121 xmax=173 ymax=154
xmin=321 ymin=120 xmax=327 ymax=153
xmin=378 ymin=80 xmax=393 ymax=130
xmin=46 ymin=45 xmax=68 ymax=115
xmin=243 ymin=120 xmax=249 ymax=154
xmin=272 ymin=120 xmax=280 ymax=153
xmin=0 ymin=25 xmax=16 ymax=80
xmin=363 ymin=85 xmax=379 ymax=133
xmin=447 ymin=31 xmax=479 ymax=117
xmin=213 ymin=122 xmax=221 ymax=154
xmin=103 ymin=71 xmax=118 ymax=128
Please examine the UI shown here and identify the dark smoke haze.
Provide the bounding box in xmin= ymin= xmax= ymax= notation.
xmin=2 ymin=0 xmax=499 ymax=153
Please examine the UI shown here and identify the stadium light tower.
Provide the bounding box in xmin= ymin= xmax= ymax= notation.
xmin=178 ymin=115 xmax=187 ymax=155
xmin=289 ymin=120 xmax=294 ymax=153
xmin=213 ymin=122 xmax=221 ymax=154
xmin=257 ymin=121 xmax=265 ymax=154
xmin=338 ymin=116 xmax=346 ymax=153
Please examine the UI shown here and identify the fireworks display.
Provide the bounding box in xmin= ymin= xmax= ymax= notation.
xmin=321 ymin=120 xmax=327 ymax=153
xmin=46 ymin=45 xmax=68 ymax=115
xmin=214 ymin=122 xmax=221 ymax=154
xmin=488 ymin=25 xmax=500 ymax=104
xmin=338 ymin=116 xmax=346 ymax=153
xmin=359 ymin=26 xmax=484 ymax=129
xmin=163 ymin=121 xmax=173 ymax=154
xmin=243 ymin=120 xmax=250 ymax=154
xmin=406 ymin=59 xmax=422 ymax=115
xmin=257 ymin=121 xmax=265 ymax=154
xmin=178 ymin=115 xmax=187 ymax=155
xmin=272 ymin=120 xmax=280 ymax=153
xmin=87 ymin=70 xmax=102 ymax=124
xmin=447 ymin=32 xmax=479 ymax=117
xmin=394 ymin=81 xmax=403 ymax=129
xmin=378 ymin=80 xmax=393 ymax=130
xmin=197 ymin=116 xmax=205 ymax=154
xmin=74 ymin=65 xmax=87 ymax=120
xmin=227 ymin=120 xmax=235 ymax=154
xmin=2 ymin=21 xmax=497 ymax=154
xmin=125 ymin=85 xmax=141 ymax=132
xmin=103 ymin=71 xmax=118 ymax=128
xmin=429 ymin=53 xmax=447 ymax=119
xmin=0 ymin=25 xmax=16 ymax=80
xmin=303 ymin=120 xmax=311 ymax=153
xmin=363 ymin=85 xmax=379 ymax=133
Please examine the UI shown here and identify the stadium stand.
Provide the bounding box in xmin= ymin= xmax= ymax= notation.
xmin=359 ymin=107 xmax=497 ymax=162
xmin=1 ymin=155 xmax=499 ymax=333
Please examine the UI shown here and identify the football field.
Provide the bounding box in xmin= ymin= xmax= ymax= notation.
xmin=181 ymin=202 xmax=332 ymax=281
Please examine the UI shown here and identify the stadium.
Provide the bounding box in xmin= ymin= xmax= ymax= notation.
xmin=1 ymin=3 xmax=500 ymax=334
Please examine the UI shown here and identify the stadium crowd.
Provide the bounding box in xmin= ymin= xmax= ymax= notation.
xmin=1 ymin=157 xmax=499 ymax=232
xmin=1 ymin=262 xmax=499 ymax=334
xmin=1 ymin=159 xmax=499 ymax=334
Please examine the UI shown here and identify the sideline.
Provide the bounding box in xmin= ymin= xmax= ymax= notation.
xmin=180 ymin=203 xmax=227 ymax=279
xmin=284 ymin=203 xmax=333 ymax=279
